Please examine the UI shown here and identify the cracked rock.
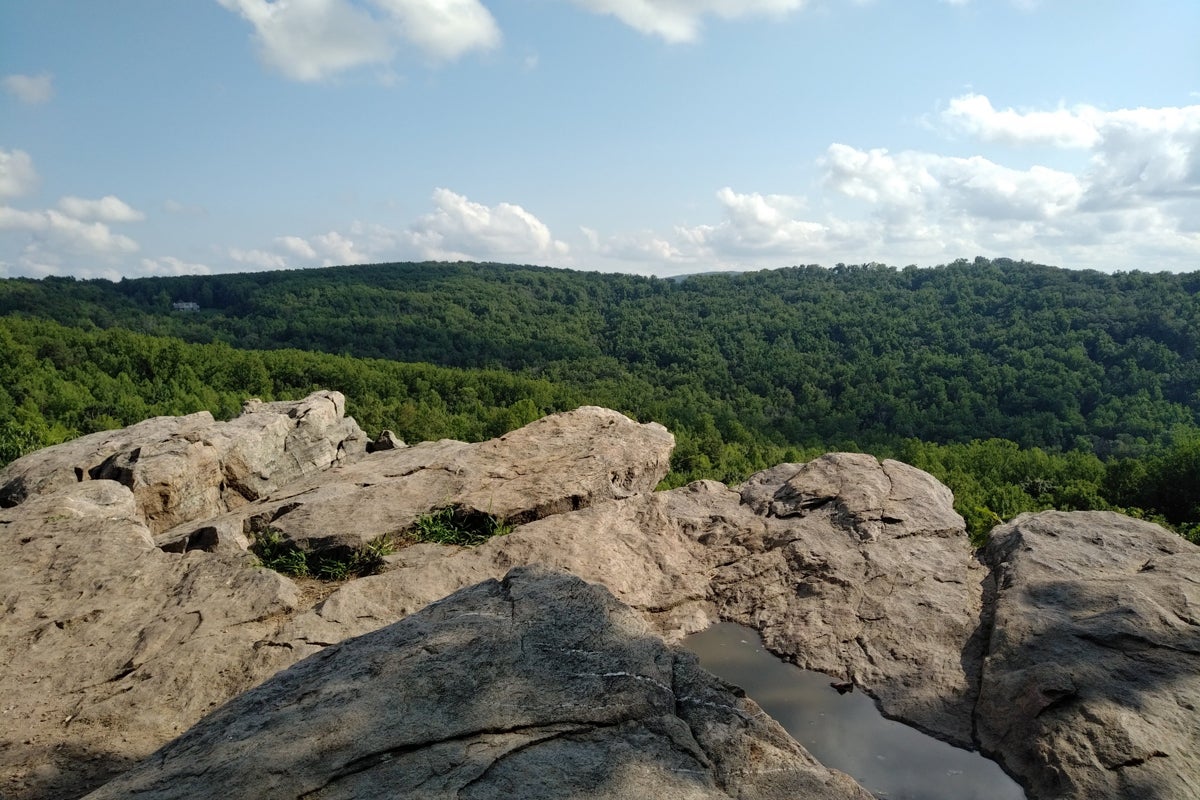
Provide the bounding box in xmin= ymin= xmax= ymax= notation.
xmin=977 ymin=511 xmax=1200 ymax=800
xmin=84 ymin=567 xmax=873 ymax=800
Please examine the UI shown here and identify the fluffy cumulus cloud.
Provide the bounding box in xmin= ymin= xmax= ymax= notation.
xmin=2 ymin=73 xmax=54 ymax=105
xmin=407 ymin=188 xmax=568 ymax=261
xmin=569 ymin=0 xmax=804 ymax=43
xmin=58 ymin=195 xmax=147 ymax=223
xmin=229 ymin=247 xmax=290 ymax=270
xmin=0 ymin=148 xmax=38 ymax=199
xmin=585 ymin=94 xmax=1199 ymax=273
xmin=218 ymin=0 xmax=499 ymax=81
xmin=0 ymin=208 xmax=140 ymax=256
xmin=0 ymin=150 xmax=151 ymax=277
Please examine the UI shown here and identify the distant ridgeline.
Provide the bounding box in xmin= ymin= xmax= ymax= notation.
xmin=2 ymin=257 xmax=1199 ymax=542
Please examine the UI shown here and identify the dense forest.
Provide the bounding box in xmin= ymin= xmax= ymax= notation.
xmin=2 ymin=257 xmax=1198 ymax=543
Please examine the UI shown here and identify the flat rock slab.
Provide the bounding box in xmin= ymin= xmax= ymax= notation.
xmin=85 ymin=567 xmax=875 ymax=800
xmin=978 ymin=510 xmax=1200 ymax=800
xmin=160 ymin=406 xmax=675 ymax=556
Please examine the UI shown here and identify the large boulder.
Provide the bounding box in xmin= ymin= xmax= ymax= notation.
xmin=0 ymin=481 xmax=303 ymax=800
xmin=713 ymin=454 xmax=983 ymax=746
xmin=977 ymin=511 xmax=1200 ymax=800
xmin=271 ymin=455 xmax=984 ymax=749
xmin=84 ymin=567 xmax=875 ymax=800
xmin=0 ymin=391 xmax=366 ymax=534
xmin=158 ymin=406 xmax=675 ymax=556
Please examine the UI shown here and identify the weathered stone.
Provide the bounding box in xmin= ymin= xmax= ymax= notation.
xmin=366 ymin=429 xmax=405 ymax=452
xmin=0 ymin=391 xmax=366 ymax=534
xmin=977 ymin=511 xmax=1200 ymax=800
xmin=84 ymin=567 xmax=875 ymax=800
xmin=713 ymin=456 xmax=984 ymax=746
xmin=0 ymin=481 xmax=302 ymax=800
xmin=274 ymin=458 xmax=983 ymax=749
xmin=161 ymin=406 xmax=675 ymax=556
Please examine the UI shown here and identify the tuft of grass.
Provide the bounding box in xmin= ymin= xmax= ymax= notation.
xmin=410 ymin=507 xmax=512 ymax=547
xmin=251 ymin=528 xmax=394 ymax=581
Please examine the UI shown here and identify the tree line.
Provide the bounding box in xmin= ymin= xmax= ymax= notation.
xmin=1 ymin=305 xmax=1197 ymax=544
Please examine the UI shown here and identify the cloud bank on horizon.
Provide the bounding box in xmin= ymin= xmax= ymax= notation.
xmin=0 ymin=0 xmax=1197 ymax=280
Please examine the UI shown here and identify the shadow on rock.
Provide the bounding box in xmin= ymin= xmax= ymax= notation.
xmin=83 ymin=566 xmax=873 ymax=800
xmin=976 ymin=511 xmax=1200 ymax=800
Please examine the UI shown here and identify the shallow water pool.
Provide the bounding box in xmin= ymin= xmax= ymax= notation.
xmin=683 ymin=622 xmax=1025 ymax=800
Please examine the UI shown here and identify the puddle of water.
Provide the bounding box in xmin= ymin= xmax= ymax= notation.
xmin=683 ymin=622 xmax=1025 ymax=800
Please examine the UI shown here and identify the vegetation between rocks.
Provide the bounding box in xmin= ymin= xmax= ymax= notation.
xmin=251 ymin=529 xmax=394 ymax=581
xmin=409 ymin=507 xmax=513 ymax=547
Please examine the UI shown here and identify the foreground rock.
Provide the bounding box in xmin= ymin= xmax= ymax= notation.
xmin=4 ymin=397 xmax=1198 ymax=800
xmin=977 ymin=511 xmax=1200 ymax=800
xmin=0 ymin=481 xmax=301 ymax=800
xmin=85 ymin=567 xmax=874 ymax=800
xmin=271 ymin=454 xmax=984 ymax=749
xmin=0 ymin=391 xmax=365 ymax=534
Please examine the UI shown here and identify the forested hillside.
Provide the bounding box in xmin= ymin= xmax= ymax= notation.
xmin=2 ymin=257 xmax=1198 ymax=542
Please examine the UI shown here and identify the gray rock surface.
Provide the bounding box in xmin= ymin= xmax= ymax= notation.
xmin=0 ymin=481 xmax=302 ymax=800
xmin=271 ymin=456 xmax=983 ymax=748
xmin=160 ymin=405 xmax=675 ymax=556
xmin=0 ymin=391 xmax=365 ymax=534
xmin=84 ymin=567 xmax=875 ymax=800
xmin=5 ymin=398 xmax=1198 ymax=800
xmin=977 ymin=511 xmax=1200 ymax=800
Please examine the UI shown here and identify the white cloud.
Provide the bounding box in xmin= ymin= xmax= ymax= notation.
xmin=0 ymin=148 xmax=38 ymax=199
xmin=229 ymin=247 xmax=289 ymax=270
xmin=939 ymin=93 xmax=1200 ymax=213
xmin=141 ymin=256 xmax=212 ymax=276
xmin=569 ymin=0 xmax=804 ymax=43
xmin=0 ymin=207 xmax=139 ymax=255
xmin=680 ymin=188 xmax=828 ymax=256
xmin=941 ymin=93 xmax=1102 ymax=148
xmin=312 ymin=231 xmax=366 ymax=264
xmin=218 ymin=0 xmax=393 ymax=81
xmin=218 ymin=0 xmax=499 ymax=82
xmin=374 ymin=0 xmax=500 ymax=62
xmin=580 ymin=93 xmax=1199 ymax=273
xmin=58 ymin=195 xmax=146 ymax=223
xmin=234 ymin=230 xmax=368 ymax=271
xmin=407 ymin=188 xmax=568 ymax=261
xmin=276 ymin=235 xmax=318 ymax=259
xmin=823 ymin=144 xmax=1083 ymax=222
xmin=2 ymin=73 xmax=54 ymax=105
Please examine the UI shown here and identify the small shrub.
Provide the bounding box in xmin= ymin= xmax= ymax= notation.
xmin=251 ymin=528 xmax=394 ymax=581
xmin=410 ymin=507 xmax=512 ymax=546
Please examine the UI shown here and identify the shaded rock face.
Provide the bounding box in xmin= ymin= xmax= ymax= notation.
xmin=977 ymin=511 xmax=1200 ymax=800
xmin=0 ymin=390 xmax=366 ymax=534
xmin=0 ymin=481 xmax=300 ymax=800
xmin=276 ymin=455 xmax=983 ymax=747
xmin=84 ymin=567 xmax=874 ymax=800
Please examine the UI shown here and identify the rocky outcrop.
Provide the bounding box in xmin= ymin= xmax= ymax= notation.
xmin=0 ymin=391 xmax=365 ymax=534
xmin=714 ymin=454 xmax=984 ymax=745
xmin=0 ymin=481 xmax=301 ymax=800
xmin=84 ymin=567 xmax=874 ymax=800
xmin=158 ymin=405 xmax=675 ymax=556
xmin=977 ymin=511 xmax=1200 ymax=800
xmin=3 ymin=397 xmax=1198 ymax=800
xmin=265 ymin=455 xmax=982 ymax=749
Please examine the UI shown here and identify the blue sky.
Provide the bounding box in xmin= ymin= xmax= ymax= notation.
xmin=1 ymin=0 xmax=1197 ymax=279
